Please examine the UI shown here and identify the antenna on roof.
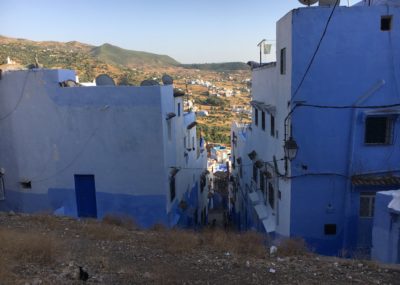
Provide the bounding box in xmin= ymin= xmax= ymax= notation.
xmin=298 ymin=0 xmax=318 ymax=6
xmin=95 ymin=74 xmax=115 ymax=86
xmin=162 ymin=74 xmax=174 ymax=85
xmin=257 ymin=39 xmax=266 ymax=65
xmin=33 ymin=54 xmax=42 ymax=68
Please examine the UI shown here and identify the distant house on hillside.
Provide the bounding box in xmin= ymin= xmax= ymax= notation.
xmin=224 ymin=89 xmax=233 ymax=97
xmin=0 ymin=69 xmax=209 ymax=228
xmin=231 ymin=1 xmax=400 ymax=257
xmin=196 ymin=110 xmax=209 ymax=117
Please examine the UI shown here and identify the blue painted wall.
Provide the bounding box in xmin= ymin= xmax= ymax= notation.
xmin=1 ymin=189 xmax=169 ymax=228
xmin=291 ymin=176 xmax=347 ymax=255
xmin=232 ymin=5 xmax=400 ymax=256
xmin=288 ymin=5 xmax=400 ymax=255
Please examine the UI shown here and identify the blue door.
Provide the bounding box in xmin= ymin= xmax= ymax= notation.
xmin=74 ymin=175 xmax=97 ymax=218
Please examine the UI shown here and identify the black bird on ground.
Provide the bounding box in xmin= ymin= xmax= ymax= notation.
xmin=79 ymin=266 xmax=89 ymax=282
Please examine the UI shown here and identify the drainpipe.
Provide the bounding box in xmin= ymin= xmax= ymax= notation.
xmin=342 ymin=79 xmax=385 ymax=252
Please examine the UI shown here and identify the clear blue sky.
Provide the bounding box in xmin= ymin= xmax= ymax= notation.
xmin=0 ymin=0 xmax=358 ymax=63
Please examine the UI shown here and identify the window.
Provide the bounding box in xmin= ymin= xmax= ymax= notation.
xmin=170 ymin=176 xmax=176 ymax=202
xmin=364 ymin=116 xmax=393 ymax=144
xmin=360 ymin=192 xmax=375 ymax=218
xmin=253 ymin=164 xmax=258 ymax=183
xmin=20 ymin=180 xmax=32 ymax=189
xmin=324 ymin=224 xmax=337 ymax=235
xmin=280 ymin=48 xmax=286 ymax=75
xmin=381 ymin=15 xmax=392 ymax=31
xmin=270 ymin=114 xmax=275 ymax=137
xmin=262 ymin=111 xmax=266 ymax=131
xmin=167 ymin=120 xmax=172 ymax=141
xmin=268 ymin=182 xmax=275 ymax=209
xmin=254 ymin=108 xmax=258 ymax=126
xmin=200 ymin=175 xmax=206 ymax=193
xmin=259 ymin=171 xmax=265 ymax=196
xmin=177 ymin=103 xmax=181 ymax=116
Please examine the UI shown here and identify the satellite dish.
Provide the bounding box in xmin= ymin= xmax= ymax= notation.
xmin=319 ymin=0 xmax=339 ymax=6
xmin=140 ymin=79 xmax=160 ymax=86
xmin=298 ymin=0 xmax=318 ymax=5
xmin=95 ymin=74 xmax=115 ymax=86
xmin=162 ymin=74 xmax=174 ymax=85
xmin=59 ymin=80 xmax=79 ymax=87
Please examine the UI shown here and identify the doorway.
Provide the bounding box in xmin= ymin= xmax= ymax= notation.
xmin=74 ymin=174 xmax=97 ymax=218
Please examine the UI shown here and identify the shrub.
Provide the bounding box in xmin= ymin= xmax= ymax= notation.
xmin=102 ymin=213 xmax=138 ymax=230
xmin=0 ymin=229 xmax=59 ymax=264
xmin=277 ymin=238 xmax=309 ymax=256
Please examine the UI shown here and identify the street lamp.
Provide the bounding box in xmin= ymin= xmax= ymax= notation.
xmin=284 ymin=137 xmax=298 ymax=161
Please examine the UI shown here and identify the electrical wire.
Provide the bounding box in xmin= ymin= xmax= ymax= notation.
xmin=387 ymin=5 xmax=400 ymax=100
xmin=31 ymin=123 xmax=102 ymax=183
xmin=27 ymin=73 xmax=74 ymax=181
xmin=0 ymin=70 xmax=31 ymax=121
xmin=291 ymin=0 xmax=340 ymax=102
xmin=288 ymin=172 xmax=349 ymax=179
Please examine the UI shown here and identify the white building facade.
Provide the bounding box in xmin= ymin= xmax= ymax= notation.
xmin=0 ymin=69 xmax=208 ymax=228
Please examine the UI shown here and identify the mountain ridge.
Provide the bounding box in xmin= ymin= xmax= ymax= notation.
xmin=0 ymin=35 xmax=249 ymax=72
xmin=90 ymin=43 xmax=180 ymax=67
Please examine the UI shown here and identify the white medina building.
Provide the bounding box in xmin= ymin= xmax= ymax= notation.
xmin=0 ymin=69 xmax=209 ymax=228
xmin=231 ymin=0 xmax=400 ymax=256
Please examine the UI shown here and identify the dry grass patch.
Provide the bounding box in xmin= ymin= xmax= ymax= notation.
xmin=102 ymin=213 xmax=139 ymax=230
xmin=150 ymin=223 xmax=168 ymax=232
xmin=25 ymin=212 xmax=61 ymax=230
xmin=161 ymin=229 xmax=200 ymax=254
xmin=0 ymin=228 xmax=59 ymax=264
xmin=160 ymin=229 xmax=267 ymax=258
xmin=200 ymin=230 xmax=267 ymax=258
xmin=81 ymin=219 xmax=128 ymax=241
xmin=0 ymin=258 xmax=15 ymax=284
xmin=277 ymin=238 xmax=310 ymax=256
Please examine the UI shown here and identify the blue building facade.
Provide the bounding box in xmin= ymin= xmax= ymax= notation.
xmin=231 ymin=2 xmax=400 ymax=256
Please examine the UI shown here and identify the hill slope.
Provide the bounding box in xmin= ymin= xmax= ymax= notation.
xmin=0 ymin=35 xmax=182 ymax=83
xmin=181 ymin=62 xmax=250 ymax=71
xmin=0 ymin=36 xmax=249 ymax=72
xmin=1 ymin=213 xmax=399 ymax=284
xmin=90 ymin=43 xmax=180 ymax=67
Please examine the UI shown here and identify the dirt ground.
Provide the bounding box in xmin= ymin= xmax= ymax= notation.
xmin=0 ymin=212 xmax=399 ymax=285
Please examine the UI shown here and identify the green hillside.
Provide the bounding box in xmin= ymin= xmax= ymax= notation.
xmin=180 ymin=62 xmax=250 ymax=71
xmin=90 ymin=43 xmax=180 ymax=67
